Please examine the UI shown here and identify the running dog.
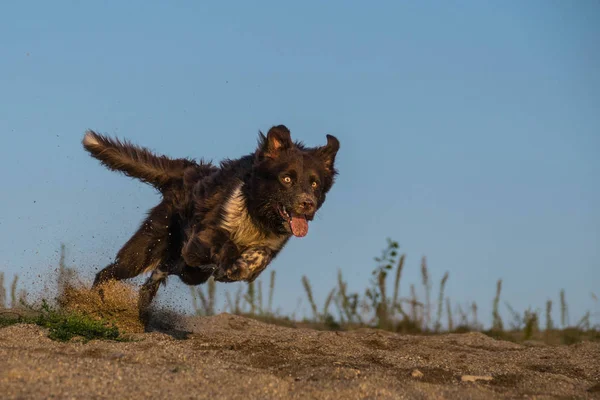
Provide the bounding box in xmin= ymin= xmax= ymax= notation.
xmin=83 ymin=125 xmax=339 ymax=322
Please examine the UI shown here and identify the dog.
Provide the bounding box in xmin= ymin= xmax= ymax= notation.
xmin=82 ymin=125 xmax=339 ymax=322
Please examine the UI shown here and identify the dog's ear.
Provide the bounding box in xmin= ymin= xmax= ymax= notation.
xmin=257 ymin=125 xmax=293 ymax=159
xmin=315 ymin=134 xmax=340 ymax=174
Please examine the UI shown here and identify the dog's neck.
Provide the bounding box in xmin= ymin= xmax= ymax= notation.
xmin=219 ymin=182 xmax=288 ymax=251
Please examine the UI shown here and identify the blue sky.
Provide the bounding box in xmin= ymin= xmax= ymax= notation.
xmin=1 ymin=1 xmax=598 ymax=327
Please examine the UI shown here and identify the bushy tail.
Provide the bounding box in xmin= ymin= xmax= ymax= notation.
xmin=82 ymin=130 xmax=196 ymax=191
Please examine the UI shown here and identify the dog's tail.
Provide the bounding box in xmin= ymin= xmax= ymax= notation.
xmin=82 ymin=130 xmax=195 ymax=191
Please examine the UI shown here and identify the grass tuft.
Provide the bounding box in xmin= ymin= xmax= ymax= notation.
xmin=36 ymin=300 xmax=124 ymax=342
xmin=1 ymin=299 xmax=130 ymax=342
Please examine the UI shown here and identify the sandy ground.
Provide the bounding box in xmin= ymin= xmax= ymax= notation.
xmin=1 ymin=312 xmax=599 ymax=400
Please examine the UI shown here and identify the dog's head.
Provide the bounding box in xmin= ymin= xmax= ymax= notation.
xmin=248 ymin=125 xmax=340 ymax=237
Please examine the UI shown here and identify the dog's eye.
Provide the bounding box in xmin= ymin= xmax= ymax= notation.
xmin=311 ymin=181 xmax=318 ymax=189
xmin=283 ymin=176 xmax=292 ymax=184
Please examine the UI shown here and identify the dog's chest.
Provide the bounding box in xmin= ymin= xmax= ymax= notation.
xmin=219 ymin=183 xmax=287 ymax=251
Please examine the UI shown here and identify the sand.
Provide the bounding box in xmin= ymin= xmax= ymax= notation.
xmin=1 ymin=311 xmax=599 ymax=399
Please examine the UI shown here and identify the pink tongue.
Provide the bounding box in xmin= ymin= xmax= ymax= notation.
xmin=290 ymin=214 xmax=308 ymax=237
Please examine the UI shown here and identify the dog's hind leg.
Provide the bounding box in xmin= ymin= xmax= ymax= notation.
xmin=92 ymin=228 xmax=161 ymax=288
xmin=92 ymin=201 xmax=175 ymax=288
xmin=93 ymin=262 xmax=134 ymax=287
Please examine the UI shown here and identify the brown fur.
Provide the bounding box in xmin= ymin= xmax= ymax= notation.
xmin=83 ymin=125 xmax=339 ymax=325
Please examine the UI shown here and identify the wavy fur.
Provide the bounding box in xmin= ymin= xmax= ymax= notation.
xmin=82 ymin=130 xmax=197 ymax=191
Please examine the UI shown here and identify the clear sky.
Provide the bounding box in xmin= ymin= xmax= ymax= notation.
xmin=1 ymin=1 xmax=598 ymax=327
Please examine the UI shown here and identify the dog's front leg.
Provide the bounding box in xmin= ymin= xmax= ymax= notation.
xmin=210 ymin=240 xmax=242 ymax=282
xmin=214 ymin=246 xmax=273 ymax=282
xmin=182 ymin=228 xmax=223 ymax=269
xmin=243 ymin=247 xmax=274 ymax=282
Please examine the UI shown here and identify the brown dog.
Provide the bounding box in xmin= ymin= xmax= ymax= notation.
xmin=83 ymin=125 xmax=339 ymax=322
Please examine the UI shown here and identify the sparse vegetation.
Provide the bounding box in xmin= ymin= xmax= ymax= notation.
xmin=189 ymin=238 xmax=600 ymax=345
xmin=0 ymin=299 xmax=129 ymax=342
xmin=37 ymin=300 xmax=127 ymax=342
xmin=2 ymin=239 xmax=599 ymax=345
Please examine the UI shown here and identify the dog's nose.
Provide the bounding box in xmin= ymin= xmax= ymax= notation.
xmin=299 ymin=196 xmax=316 ymax=214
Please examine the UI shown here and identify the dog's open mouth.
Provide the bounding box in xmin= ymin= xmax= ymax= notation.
xmin=277 ymin=204 xmax=308 ymax=237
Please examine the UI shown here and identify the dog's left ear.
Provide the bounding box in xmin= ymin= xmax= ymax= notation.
xmin=315 ymin=134 xmax=340 ymax=174
xmin=257 ymin=125 xmax=293 ymax=160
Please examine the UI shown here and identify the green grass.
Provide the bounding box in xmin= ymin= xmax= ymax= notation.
xmin=0 ymin=300 xmax=130 ymax=342
xmin=36 ymin=300 xmax=126 ymax=342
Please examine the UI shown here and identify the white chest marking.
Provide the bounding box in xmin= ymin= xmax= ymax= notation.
xmin=219 ymin=183 xmax=287 ymax=251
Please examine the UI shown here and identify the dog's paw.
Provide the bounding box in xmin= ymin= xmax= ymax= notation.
xmin=214 ymin=248 xmax=273 ymax=282
xmin=217 ymin=258 xmax=251 ymax=282
xmin=212 ymin=265 xmax=232 ymax=282
xmin=242 ymin=248 xmax=272 ymax=282
xmin=181 ymin=235 xmax=212 ymax=267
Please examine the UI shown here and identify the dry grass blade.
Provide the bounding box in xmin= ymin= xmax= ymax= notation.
xmin=268 ymin=270 xmax=276 ymax=314
xmin=207 ymin=277 xmax=216 ymax=315
xmin=546 ymin=300 xmax=553 ymax=331
xmin=10 ymin=275 xmax=18 ymax=308
xmin=446 ymin=297 xmax=453 ymax=331
xmin=505 ymin=302 xmax=522 ymax=330
xmin=322 ymin=288 xmax=336 ymax=320
xmin=234 ymin=286 xmax=242 ymax=314
xmin=435 ymin=272 xmax=449 ymax=332
xmin=560 ymin=289 xmax=569 ymax=328
xmin=420 ymin=256 xmax=431 ymax=330
xmin=392 ymin=254 xmax=405 ymax=314
xmin=333 ymin=293 xmax=346 ymax=324
xmin=225 ymin=291 xmax=234 ymax=313
xmin=377 ymin=270 xmax=388 ymax=328
xmin=577 ymin=312 xmax=591 ymax=330
xmin=457 ymin=304 xmax=468 ymax=327
xmin=410 ymin=284 xmax=419 ymax=324
xmin=245 ymin=282 xmax=256 ymax=315
xmin=337 ymin=270 xmax=355 ymax=322
xmin=257 ymin=280 xmax=263 ymax=315
xmin=492 ymin=279 xmax=503 ymax=331
xmin=189 ymin=287 xmax=200 ymax=314
xmin=302 ymin=276 xmax=318 ymax=320
xmin=471 ymin=302 xmax=479 ymax=329
xmin=196 ymin=287 xmax=210 ymax=315
xmin=0 ymin=272 xmax=5 ymax=308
